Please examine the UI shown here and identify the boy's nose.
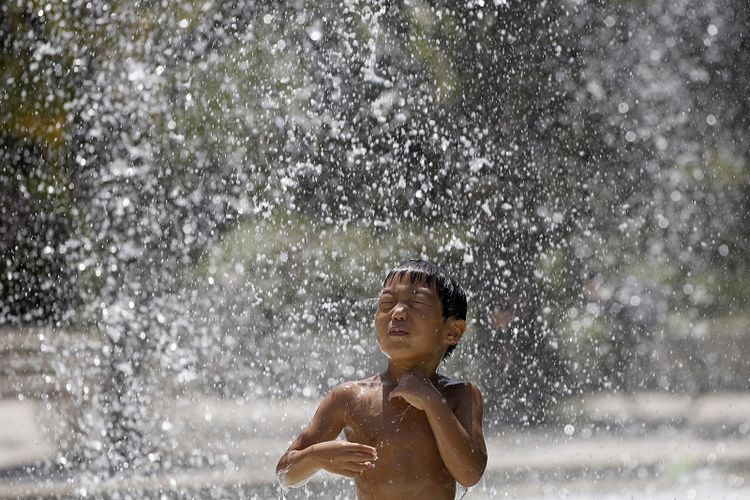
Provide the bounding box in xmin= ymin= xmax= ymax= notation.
xmin=391 ymin=303 xmax=407 ymax=320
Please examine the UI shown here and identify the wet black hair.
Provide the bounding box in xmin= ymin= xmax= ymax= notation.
xmin=382 ymin=259 xmax=468 ymax=360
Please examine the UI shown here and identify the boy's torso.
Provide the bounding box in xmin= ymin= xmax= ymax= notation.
xmin=340 ymin=374 xmax=467 ymax=500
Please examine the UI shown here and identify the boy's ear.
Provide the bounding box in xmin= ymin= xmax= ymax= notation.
xmin=444 ymin=318 xmax=467 ymax=346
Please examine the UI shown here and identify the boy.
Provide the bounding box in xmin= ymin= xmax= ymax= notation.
xmin=276 ymin=259 xmax=487 ymax=499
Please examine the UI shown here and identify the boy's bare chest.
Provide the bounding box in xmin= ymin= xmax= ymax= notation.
xmin=344 ymin=387 xmax=456 ymax=450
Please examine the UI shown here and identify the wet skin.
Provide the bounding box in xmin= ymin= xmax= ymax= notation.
xmin=277 ymin=275 xmax=487 ymax=499
xmin=343 ymin=373 xmax=477 ymax=499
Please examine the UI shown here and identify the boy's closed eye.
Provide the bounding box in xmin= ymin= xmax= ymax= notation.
xmin=378 ymin=296 xmax=395 ymax=311
xmin=377 ymin=297 xmax=431 ymax=310
xmin=411 ymin=300 xmax=430 ymax=308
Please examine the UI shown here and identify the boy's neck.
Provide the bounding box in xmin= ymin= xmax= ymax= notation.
xmin=383 ymin=360 xmax=441 ymax=383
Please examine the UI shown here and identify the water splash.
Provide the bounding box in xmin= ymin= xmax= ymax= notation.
xmin=2 ymin=0 xmax=748 ymax=496
xmin=391 ymin=405 xmax=410 ymax=431
xmin=276 ymin=463 xmax=313 ymax=491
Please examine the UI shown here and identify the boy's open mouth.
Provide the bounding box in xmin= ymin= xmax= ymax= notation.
xmin=388 ymin=328 xmax=409 ymax=336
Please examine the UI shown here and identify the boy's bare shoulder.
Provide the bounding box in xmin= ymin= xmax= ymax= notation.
xmin=435 ymin=374 xmax=479 ymax=391
xmin=435 ymin=375 xmax=483 ymax=406
xmin=329 ymin=375 xmax=383 ymax=400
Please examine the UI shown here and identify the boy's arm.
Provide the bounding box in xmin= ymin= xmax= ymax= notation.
xmin=390 ymin=375 xmax=487 ymax=487
xmin=276 ymin=384 xmax=377 ymax=488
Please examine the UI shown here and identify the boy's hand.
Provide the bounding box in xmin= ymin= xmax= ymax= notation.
xmin=311 ymin=440 xmax=378 ymax=478
xmin=389 ymin=372 xmax=443 ymax=411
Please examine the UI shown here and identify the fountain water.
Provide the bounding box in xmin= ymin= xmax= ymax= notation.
xmin=1 ymin=0 xmax=748 ymax=497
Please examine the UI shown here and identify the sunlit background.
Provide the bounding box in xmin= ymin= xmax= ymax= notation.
xmin=1 ymin=0 xmax=748 ymax=498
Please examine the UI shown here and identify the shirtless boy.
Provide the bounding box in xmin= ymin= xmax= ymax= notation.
xmin=276 ymin=259 xmax=487 ymax=499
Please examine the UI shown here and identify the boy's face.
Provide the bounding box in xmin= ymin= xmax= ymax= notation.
xmin=375 ymin=273 xmax=459 ymax=363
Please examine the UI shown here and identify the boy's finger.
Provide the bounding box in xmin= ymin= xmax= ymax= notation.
xmin=346 ymin=446 xmax=376 ymax=454
xmin=390 ymin=392 xmax=407 ymax=402
xmin=342 ymin=463 xmax=368 ymax=473
xmin=345 ymin=443 xmax=377 ymax=454
xmin=339 ymin=469 xmax=361 ymax=478
xmin=345 ymin=461 xmax=373 ymax=471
